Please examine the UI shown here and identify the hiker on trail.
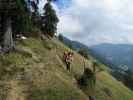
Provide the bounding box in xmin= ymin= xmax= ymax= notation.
xmin=63 ymin=51 xmax=74 ymax=71
xmin=63 ymin=51 xmax=68 ymax=62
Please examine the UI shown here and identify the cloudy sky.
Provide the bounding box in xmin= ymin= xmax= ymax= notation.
xmin=39 ymin=0 xmax=133 ymax=46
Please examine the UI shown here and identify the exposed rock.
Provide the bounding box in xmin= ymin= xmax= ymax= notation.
xmin=103 ymin=87 xmax=113 ymax=97
xmin=89 ymin=96 xmax=96 ymax=100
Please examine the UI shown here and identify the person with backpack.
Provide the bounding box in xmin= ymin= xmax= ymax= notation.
xmin=63 ymin=51 xmax=73 ymax=71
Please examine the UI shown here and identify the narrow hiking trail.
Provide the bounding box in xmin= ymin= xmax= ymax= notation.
xmin=6 ymin=80 xmax=28 ymax=100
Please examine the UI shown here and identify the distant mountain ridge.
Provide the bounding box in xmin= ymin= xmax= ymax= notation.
xmin=90 ymin=43 xmax=133 ymax=70
xmin=59 ymin=35 xmax=88 ymax=50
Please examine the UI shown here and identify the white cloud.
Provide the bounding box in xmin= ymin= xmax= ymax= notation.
xmin=40 ymin=0 xmax=133 ymax=46
xmin=58 ymin=15 xmax=83 ymax=34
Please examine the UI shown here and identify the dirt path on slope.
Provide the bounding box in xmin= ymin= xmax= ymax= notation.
xmin=6 ymin=80 xmax=29 ymax=100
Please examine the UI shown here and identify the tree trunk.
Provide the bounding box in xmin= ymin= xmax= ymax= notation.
xmin=3 ymin=17 xmax=14 ymax=52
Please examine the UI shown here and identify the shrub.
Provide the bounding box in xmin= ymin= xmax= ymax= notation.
xmin=102 ymin=87 xmax=113 ymax=97
xmin=58 ymin=34 xmax=64 ymax=42
xmin=78 ymin=68 xmax=96 ymax=88
xmin=78 ymin=48 xmax=89 ymax=59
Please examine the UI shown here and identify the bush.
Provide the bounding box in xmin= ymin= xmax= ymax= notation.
xmin=78 ymin=68 xmax=96 ymax=88
xmin=78 ymin=48 xmax=89 ymax=59
xmin=124 ymin=70 xmax=133 ymax=90
xmin=58 ymin=34 xmax=64 ymax=42
xmin=102 ymin=87 xmax=112 ymax=97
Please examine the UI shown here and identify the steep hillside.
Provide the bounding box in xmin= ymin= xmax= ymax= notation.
xmin=0 ymin=37 xmax=133 ymax=100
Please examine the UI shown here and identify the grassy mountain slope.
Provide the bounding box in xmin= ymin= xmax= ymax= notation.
xmin=0 ymin=37 xmax=133 ymax=100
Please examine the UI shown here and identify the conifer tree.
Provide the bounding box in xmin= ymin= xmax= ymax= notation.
xmin=42 ymin=0 xmax=59 ymax=37
xmin=0 ymin=0 xmax=33 ymax=51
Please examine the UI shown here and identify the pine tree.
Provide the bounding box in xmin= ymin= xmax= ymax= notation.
xmin=0 ymin=0 xmax=19 ymax=50
xmin=0 ymin=0 xmax=32 ymax=51
xmin=42 ymin=0 xmax=59 ymax=37
xmin=30 ymin=0 xmax=39 ymax=13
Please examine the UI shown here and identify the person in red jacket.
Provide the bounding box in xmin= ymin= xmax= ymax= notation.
xmin=64 ymin=51 xmax=73 ymax=71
